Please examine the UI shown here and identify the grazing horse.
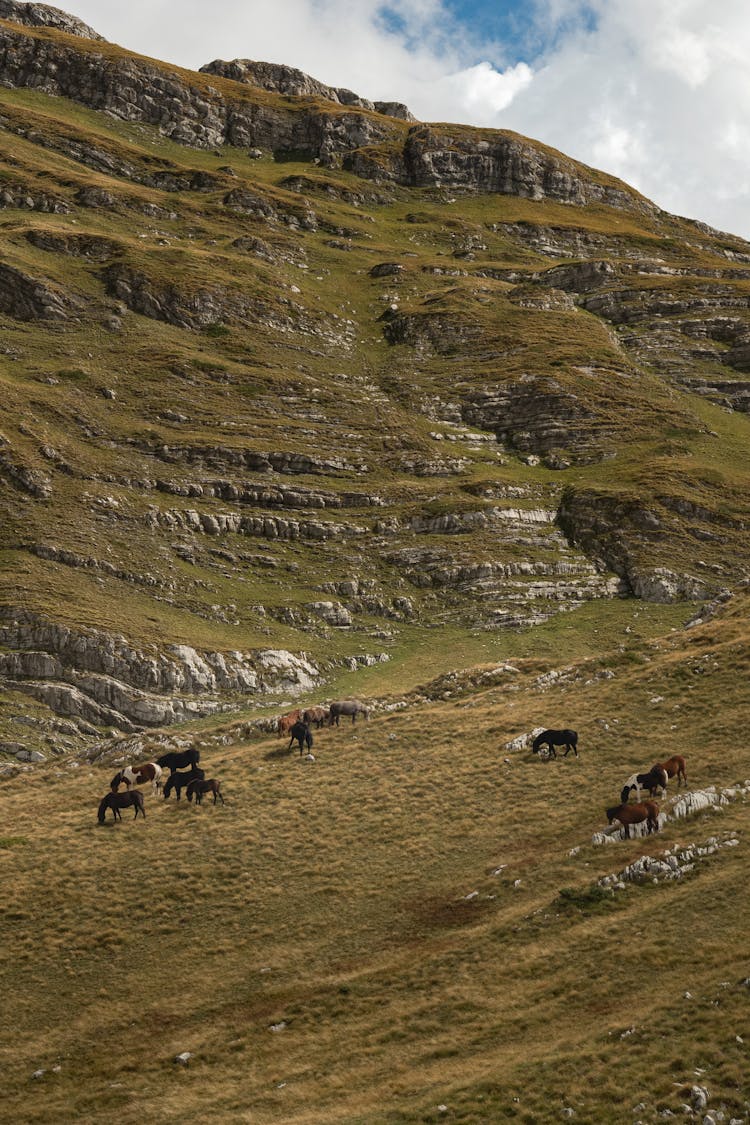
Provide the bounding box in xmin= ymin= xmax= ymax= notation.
xmin=277 ymin=709 xmax=302 ymax=738
xmin=329 ymin=699 xmax=369 ymax=726
xmin=532 ymin=729 xmax=578 ymax=759
xmin=606 ymin=800 xmax=660 ymax=839
xmin=110 ymin=762 xmax=163 ymax=796
xmin=187 ymin=778 xmax=225 ymax=805
xmin=620 ymin=766 xmax=668 ymax=804
xmin=288 ymin=720 xmax=313 ymax=754
xmin=98 ymin=790 xmax=145 ymax=823
xmin=654 ymin=755 xmax=688 ymax=787
xmin=303 ymin=706 xmax=330 ymax=729
xmin=156 ymin=747 xmax=200 ymax=774
xmin=163 ymin=767 xmax=205 ymax=801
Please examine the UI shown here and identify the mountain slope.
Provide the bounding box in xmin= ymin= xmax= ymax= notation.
xmin=0 ymin=5 xmax=749 ymax=746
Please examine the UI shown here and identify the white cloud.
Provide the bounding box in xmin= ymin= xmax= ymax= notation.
xmin=64 ymin=0 xmax=750 ymax=238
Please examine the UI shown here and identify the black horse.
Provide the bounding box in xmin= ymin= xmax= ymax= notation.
xmin=187 ymin=778 xmax=225 ymax=805
xmin=163 ymin=767 xmax=205 ymax=801
xmin=288 ymin=720 xmax=313 ymax=755
xmin=98 ymin=790 xmax=145 ymax=822
xmin=532 ymin=729 xmax=579 ymax=759
xmin=156 ymin=747 xmax=200 ymax=774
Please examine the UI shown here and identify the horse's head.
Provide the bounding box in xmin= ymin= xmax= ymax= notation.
xmin=97 ymin=795 xmax=110 ymax=823
xmin=620 ymin=786 xmax=631 ymax=805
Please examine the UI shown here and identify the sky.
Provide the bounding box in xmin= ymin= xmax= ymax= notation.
xmin=67 ymin=1 xmax=750 ymax=239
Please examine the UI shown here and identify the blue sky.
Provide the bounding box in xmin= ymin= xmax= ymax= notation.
xmin=67 ymin=1 xmax=750 ymax=240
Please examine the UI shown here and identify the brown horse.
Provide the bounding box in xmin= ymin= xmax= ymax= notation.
xmin=303 ymin=706 xmax=330 ymax=729
xmin=606 ymin=800 xmax=660 ymax=839
xmin=110 ymin=762 xmax=163 ymax=796
xmin=277 ymin=709 xmax=302 ymax=738
xmin=98 ymin=790 xmax=145 ymax=823
xmin=654 ymin=755 xmax=687 ymax=787
xmin=186 ymin=778 xmax=225 ymax=805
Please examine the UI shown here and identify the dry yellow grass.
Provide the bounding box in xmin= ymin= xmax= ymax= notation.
xmin=2 ymin=599 xmax=750 ymax=1123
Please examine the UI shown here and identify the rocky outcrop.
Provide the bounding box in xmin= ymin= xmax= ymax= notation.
xmin=135 ymin=442 xmax=368 ymax=477
xmin=25 ymin=229 xmax=119 ymax=259
xmin=0 ymin=608 xmax=322 ymax=729
xmin=147 ymin=507 xmax=366 ymax=542
xmin=0 ymin=262 xmax=80 ymax=320
xmin=155 ymin=479 xmax=383 ymax=510
xmin=0 ymin=20 xmax=652 ymax=207
xmin=199 ymin=58 xmax=416 ymax=121
xmin=0 ymin=0 xmax=103 ymax=40
xmin=461 ymin=377 xmax=604 ymax=459
xmin=557 ymin=487 xmax=718 ymax=601
xmin=349 ymin=125 xmax=650 ymax=211
xmin=102 ymin=263 xmax=247 ymax=330
xmin=0 ymin=22 xmax=393 ymax=159
xmin=0 ymin=440 xmax=51 ymax=498
xmin=0 ymin=178 xmax=70 ymax=212
xmin=380 ymin=307 xmax=482 ymax=353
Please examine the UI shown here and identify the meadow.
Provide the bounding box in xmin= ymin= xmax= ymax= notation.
xmin=2 ymin=594 xmax=750 ymax=1124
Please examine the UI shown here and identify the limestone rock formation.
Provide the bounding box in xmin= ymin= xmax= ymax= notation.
xmin=0 ymin=0 xmax=102 ymax=40
xmin=199 ymin=58 xmax=416 ymax=121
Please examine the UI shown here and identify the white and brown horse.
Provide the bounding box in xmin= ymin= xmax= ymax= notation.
xmin=620 ymin=766 xmax=668 ymax=804
xmin=110 ymin=762 xmax=162 ymax=796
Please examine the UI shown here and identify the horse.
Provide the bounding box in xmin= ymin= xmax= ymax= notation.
xmin=110 ymin=762 xmax=163 ymax=796
xmin=654 ymin=755 xmax=688 ymax=787
xmin=532 ymin=729 xmax=578 ymax=759
xmin=329 ymin=699 xmax=369 ymax=726
xmin=98 ymin=790 xmax=145 ymax=823
xmin=288 ymin=720 xmax=313 ymax=754
xmin=156 ymin=747 xmax=200 ymax=774
xmin=277 ymin=709 xmax=302 ymax=738
xmin=186 ymin=778 xmax=225 ymax=805
xmin=620 ymin=766 xmax=668 ymax=804
xmin=163 ymin=767 xmax=205 ymax=801
xmin=303 ymin=706 xmax=330 ymax=729
xmin=605 ymin=800 xmax=660 ymax=839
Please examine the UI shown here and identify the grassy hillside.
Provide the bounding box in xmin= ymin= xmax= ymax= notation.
xmin=2 ymin=17 xmax=750 ymax=1120
xmin=2 ymin=590 xmax=750 ymax=1123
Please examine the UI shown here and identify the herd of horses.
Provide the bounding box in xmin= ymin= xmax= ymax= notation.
xmin=98 ymin=712 xmax=689 ymax=841
xmin=97 ymin=747 xmax=224 ymax=823
xmin=97 ymin=699 xmax=369 ymax=822
xmin=532 ymin=729 xmax=689 ymax=838
xmin=606 ymin=754 xmax=688 ymax=837
xmin=278 ymin=699 xmax=369 ymax=753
